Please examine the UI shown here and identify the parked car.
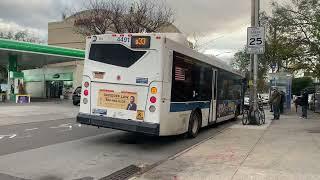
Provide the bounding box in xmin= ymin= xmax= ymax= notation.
xmin=259 ymin=93 xmax=269 ymax=105
xmin=244 ymin=94 xmax=263 ymax=107
xmin=72 ymin=86 xmax=81 ymax=105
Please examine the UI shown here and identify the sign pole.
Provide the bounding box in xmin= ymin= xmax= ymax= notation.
xmin=248 ymin=0 xmax=262 ymax=123
xmin=253 ymin=0 xmax=259 ymax=112
xmin=249 ymin=0 xmax=255 ymax=112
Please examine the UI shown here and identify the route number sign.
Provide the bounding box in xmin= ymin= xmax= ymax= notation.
xmin=247 ymin=27 xmax=265 ymax=54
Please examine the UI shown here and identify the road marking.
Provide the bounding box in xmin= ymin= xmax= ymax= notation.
xmin=0 ymin=134 xmax=17 ymax=140
xmin=50 ymin=123 xmax=82 ymax=129
xmin=50 ymin=123 xmax=73 ymax=129
xmin=25 ymin=128 xmax=39 ymax=131
xmin=9 ymin=134 xmax=17 ymax=138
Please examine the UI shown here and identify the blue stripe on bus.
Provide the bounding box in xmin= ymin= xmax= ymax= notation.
xmin=170 ymin=101 xmax=211 ymax=112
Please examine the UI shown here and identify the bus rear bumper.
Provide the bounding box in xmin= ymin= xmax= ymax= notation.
xmin=77 ymin=113 xmax=160 ymax=136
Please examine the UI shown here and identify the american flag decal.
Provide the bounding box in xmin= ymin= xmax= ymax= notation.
xmin=175 ymin=66 xmax=185 ymax=81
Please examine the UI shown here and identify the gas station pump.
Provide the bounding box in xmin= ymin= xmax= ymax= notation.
xmin=7 ymin=54 xmax=29 ymax=103
xmin=8 ymin=71 xmax=25 ymax=101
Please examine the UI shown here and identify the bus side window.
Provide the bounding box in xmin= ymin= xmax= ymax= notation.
xmin=171 ymin=52 xmax=193 ymax=102
xmin=171 ymin=52 xmax=212 ymax=102
xmin=214 ymin=71 xmax=217 ymax=100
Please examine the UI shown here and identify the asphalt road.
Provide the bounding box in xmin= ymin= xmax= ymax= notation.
xmin=0 ymin=118 xmax=112 ymax=156
xmin=0 ymin=118 xmax=237 ymax=180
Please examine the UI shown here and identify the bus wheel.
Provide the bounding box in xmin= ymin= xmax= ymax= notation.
xmin=187 ymin=111 xmax=201 ymax=138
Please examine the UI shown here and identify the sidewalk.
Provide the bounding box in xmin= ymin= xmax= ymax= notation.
xmin=137 ymin=110 xmax=320 ymax=180
xmin=0 ymin=101 xmax=79 ymax=126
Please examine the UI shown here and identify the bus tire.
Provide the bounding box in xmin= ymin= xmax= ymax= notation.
xmin=187 ymin=110 xmax=201 ymax=138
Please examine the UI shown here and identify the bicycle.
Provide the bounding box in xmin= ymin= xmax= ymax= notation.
xmin=242 ymin=104 xmax=250 ymax=125
xmin=258 ymin=101 xmax=265 ymax=125
xmin=242 ymin=102 xmax=265 ymax=126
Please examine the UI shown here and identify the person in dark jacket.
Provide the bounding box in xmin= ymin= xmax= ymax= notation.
xmin=294 ymin=96 xmax=301 ymax=113
xmin=280 ymin=91 xmax=285 ymax=114
xmin=269 ymin=88 xmax=281 ymax=120
xmin=300 ymin=91 xmax=308 ymax=119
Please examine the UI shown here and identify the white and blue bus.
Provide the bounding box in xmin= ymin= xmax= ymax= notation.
xmin=77 ymin=33 xmax=244 ymax=137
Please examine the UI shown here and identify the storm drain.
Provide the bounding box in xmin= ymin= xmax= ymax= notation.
xmin=99 ymin=165 xmax=141 ymax=180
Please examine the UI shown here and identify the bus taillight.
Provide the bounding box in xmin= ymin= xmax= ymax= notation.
xmin=150 ymin=96 xmax=157 ymax=103
xmin=84 ymin=90 xmax=89 ymax=96
xmin=84 ymin=82 xmax=89 ymax=88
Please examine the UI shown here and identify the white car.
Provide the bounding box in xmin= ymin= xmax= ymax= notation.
xmin=244 ymin=95 xmax=263 ymax=106
xmin=260 ymin=94 xmax=270 ymax=104
xmin=244 ymin=96 xmax=250 ymax=106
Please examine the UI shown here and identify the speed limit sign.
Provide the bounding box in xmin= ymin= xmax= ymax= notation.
xmin=247 ymin=27 xmax=265 ymax=54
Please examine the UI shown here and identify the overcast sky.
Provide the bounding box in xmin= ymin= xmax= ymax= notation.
xmin=0 ymin=0 xmax=285 ymax=62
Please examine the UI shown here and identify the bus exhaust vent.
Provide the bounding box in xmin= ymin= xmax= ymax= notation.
xmin=99 ymin=165 xmax=141 ymax=180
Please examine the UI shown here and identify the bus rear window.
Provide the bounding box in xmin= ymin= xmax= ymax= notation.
xmin=89 ymin=44 xmax=146 ymax=67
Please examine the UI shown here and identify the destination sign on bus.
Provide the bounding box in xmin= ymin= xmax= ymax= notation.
xmin=131 ymin=36 xmax=150 ymax=48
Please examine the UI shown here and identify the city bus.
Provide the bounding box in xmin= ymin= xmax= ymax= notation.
xmin=77 ymin=33 xmax=244 ymax=137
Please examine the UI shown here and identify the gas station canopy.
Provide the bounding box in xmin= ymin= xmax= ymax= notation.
xmin=0 ymin=38 xmax=85 ymax=70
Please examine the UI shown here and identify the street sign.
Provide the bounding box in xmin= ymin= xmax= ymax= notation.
xmin=247 ymin=27 xmax=265 ymax=54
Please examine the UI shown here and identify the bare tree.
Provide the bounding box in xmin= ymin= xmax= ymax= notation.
xmin=0 ymin=30 xmax=44 ymax=43
xmin=72 ymin=0 xmax=174 ymax=35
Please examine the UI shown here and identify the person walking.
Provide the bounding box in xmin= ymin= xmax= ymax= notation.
xmin=300 ymin=90 xmax=308 ymax=119
xmin=269 ymin=88 xmax=281 ymax=120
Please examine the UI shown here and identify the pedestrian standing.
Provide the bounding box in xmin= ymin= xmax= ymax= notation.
xmin=269 ymin=88 xmax=281 ymax=120
xmin=294 ymin=96 xmax=300 ymax=113
xmin=280 ymin=91 xmax=285 ymax=114
xmin=301 ymin=90 xmax=308 ymax=119
xmin=269 ymin=91 xmax=273 ymax=112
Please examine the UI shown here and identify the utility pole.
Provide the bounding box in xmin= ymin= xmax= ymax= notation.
xmin=249 ymin=0 xmax=260 ymax=121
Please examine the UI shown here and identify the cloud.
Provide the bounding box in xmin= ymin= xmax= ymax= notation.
xmin=167 ymin=0 xmax=252 ymax=35
xmin=0 ymin=0 xmax=284 ymax=50
xmin=0 ymin=0 xmax=64 ymax=29
xmin=0 ymin=18 xmax=47 ymax=40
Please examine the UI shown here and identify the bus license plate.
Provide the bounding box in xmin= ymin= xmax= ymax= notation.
xmin=93 ymin=108 xmax=107 ymax=115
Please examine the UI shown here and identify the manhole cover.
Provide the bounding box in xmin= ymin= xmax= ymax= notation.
xmin=99 ymin=165 xmax=141 ymax=180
